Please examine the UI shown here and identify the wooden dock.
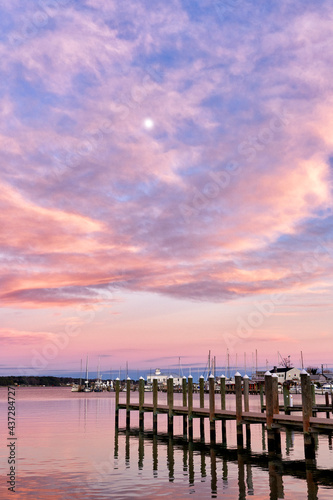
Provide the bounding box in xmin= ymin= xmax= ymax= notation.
xmin=115 ymin=371 xmax=333 ymax=455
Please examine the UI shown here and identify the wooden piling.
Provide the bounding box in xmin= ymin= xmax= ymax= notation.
xmin=325 ymin=392 xmax=330 ymax=419
xmin=311 ymin=384 xmax=316 ymax=417
xmin=115 ymin=378 xmax=120 ymax=427
xmin=199 ymin=375 xmax=205 ymax=442
xmin=265 ymin=371 xmax=273 ymax=430
xmin=265 ymin=372 xmax=275 ymax=452
xmin=283 ymin=384 xmax=290 ymax=415
xmin=243 ymin=374 xmax=251 ymax=447
xmin=139 ymin=377 xmax=144 ymax=431
xmin=182 ymin=376 xmax=187 ymax=438
xmin=188 ymin=375 xmax=193 ymax=441
xmin=272 ymin=373 xmax=279 ymax=415
xmin=220 ymin=374 xmax=227 ymax=445
xmin=126 ymin=377 xmax=131 ymax=429
xmin=301 ymin=370 xmax=312 ymax=434
xmin=243 ymin=375 xmax=249 ymax=412
xmin=209 ymin=375 xmax=216 ymax=444
xmin=235 ymin=372 xmax=243 ymax=447
xmin=260 ymin=384 xmax=264 ymax=413
xmin=153 ymin=378 xmax=158 ymax=433
xmin=167 ymin=376 xmax=174 ymax=435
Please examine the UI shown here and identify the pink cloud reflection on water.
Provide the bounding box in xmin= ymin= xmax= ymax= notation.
xmin=0 ymin=388 xmax=333 ymax=499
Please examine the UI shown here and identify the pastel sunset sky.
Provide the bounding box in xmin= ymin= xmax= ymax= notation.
xmin=1 ymin=0 xmax=332 ymax=378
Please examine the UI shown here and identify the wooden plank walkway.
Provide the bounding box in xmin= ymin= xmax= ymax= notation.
xmin=115 ymin=372 xmax=333 ymax=452
xmin=118 ymin=402 xmax=333 ymax=430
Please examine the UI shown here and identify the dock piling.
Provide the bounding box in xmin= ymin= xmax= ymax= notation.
xmin=283 ymin=384 xmax=290 ymax=415
xmin=209 ymin=375 xmax=216 ymax=444
xmin=188 ymin=375 xmax=193 ymax=441
xmin=220 ymin=374 xmax=227 ymax=445
xmin=301 ymin=370 xmax=312 ymax=434
xmin=265 ymin=371 xmax=273 ymax=430
xmin=115 ymin=377 xmax=120 ymax=428
xmin=167 ymin=376 xmax=174 ymax=436
xmin=260 ymin=384 xmax=264 ymax=413
xmin=199 ymin=375 xmax=205 ymax=442
xmin=272 ymin=374 xmax=279 ymax=415
xmin=126 ymin=377 xmax=131 ymax=429
xmin=139 ymin=377 xmax=144 ymax=431
xmin=182 ymin=376 xmax=187 ymax=438
xmin=153 ymin=379 xmax=158 ymax=433
xmin=235 ymin=372 xmax=243 ymax=447
xmin=243 ymin=374 xmax=251 ymax=447
xmin=325 ymin=392 xmax=330 ymax=419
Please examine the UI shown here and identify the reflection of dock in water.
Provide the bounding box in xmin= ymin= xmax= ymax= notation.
xmin=115 ymin=371 xmax=333 ymax=498
xmin=115 ymin=428 xmax=333 ymax=499
xmin=116 ymin=372 xmax=333 ymax=452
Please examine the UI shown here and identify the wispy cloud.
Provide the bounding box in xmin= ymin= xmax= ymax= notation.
xmin=0 ymin=1 xmax=332 ymax=369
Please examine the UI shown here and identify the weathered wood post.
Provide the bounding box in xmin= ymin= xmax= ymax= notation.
xmin=243 ymin=374 xmax=251 ymax=447
xmin=265 ymin=371 xmax=275 ymax=452
xmin=209 ymin=374 xmax=216 ymax=444
xmin=311 ymin=383 xmax=316 ymax=417
xmin=301 ymin=370 xmax=312 ymax=434
xmin=243 ymin=374 xmax=249 ymax=412
xmin=220 ymin=374 xmax=227 ymax=445
xmin=260 ymin=384 xmax=264 ymax=413
xmin=139 ymin=376 xmax=144 ymax=431
xmin=265 ymin=371 xmax=273 ymax=430
xmin=325 ymin=392 xmax=330 ymax=419
xmin=167 ymin=376 xmax=174 ymax=435
xmin=199 ymin=375 xmax=205 ymax=442
xmin=126 ymin=376 xmax=131 ymax=429
xmin=272 ymin=373 xmax=279 ymax=415
xmin=301 ymin=370 xmax=315 ymax=459
xmin=182 ymin=376 xmax=187 ymax=438
xmin=272 ymin=373 xmax=281 ymax=453
xmin=283 ymin=384 xmax=290 ymax=415
xmin=188 ymin=375 xmax=193 ymax=441
xmin=235 ymin=372 xmax=243 ymax=447
xmin=115 ymin=377 xmax=120 ymax=428
xmin=153 ymin=378 xmax=158 ymax=433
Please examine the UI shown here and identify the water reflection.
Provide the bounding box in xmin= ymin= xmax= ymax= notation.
xmin=115 ymin=428 xmax=333 ymax=499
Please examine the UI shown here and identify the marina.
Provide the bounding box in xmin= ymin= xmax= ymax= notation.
xmin=2 ymin=386 xmax=333 ymax=499
xmin=116 ymin=371 xmax=333 ymax=457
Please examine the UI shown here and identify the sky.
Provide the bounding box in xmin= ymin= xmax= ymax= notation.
xmin=0 ymin=0 xmax=332 ymax=378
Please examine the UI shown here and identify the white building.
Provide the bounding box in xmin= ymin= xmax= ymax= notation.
xmin=270 ymin=367 xmax=301 ymax=383
xmin=146 ymin=368 xmax=183 ymax=386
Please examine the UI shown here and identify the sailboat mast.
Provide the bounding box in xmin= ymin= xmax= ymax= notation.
xmin=79 ymin=358 xmax=82 ymax=388
xmin=85 ymin=356 xmax=89 ymax=386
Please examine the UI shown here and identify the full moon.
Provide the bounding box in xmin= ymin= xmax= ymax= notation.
xmin=143 ymin=118 xmax=154 ymax=130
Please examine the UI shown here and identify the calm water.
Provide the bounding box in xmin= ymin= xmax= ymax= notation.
xmin=0 ymin=387 xmax=333 ymax=499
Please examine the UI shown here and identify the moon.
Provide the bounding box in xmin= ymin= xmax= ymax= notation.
xmin=143 ymin=118 xmax=154 ymax=130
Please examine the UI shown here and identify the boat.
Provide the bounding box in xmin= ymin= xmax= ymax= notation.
xmin=71 ymin=359 xmax=84 ymax=392
xmin=83 ymin=356 xmax=92 ymax=392
xmin=94 ymin=356 xmax=104 ymax=391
